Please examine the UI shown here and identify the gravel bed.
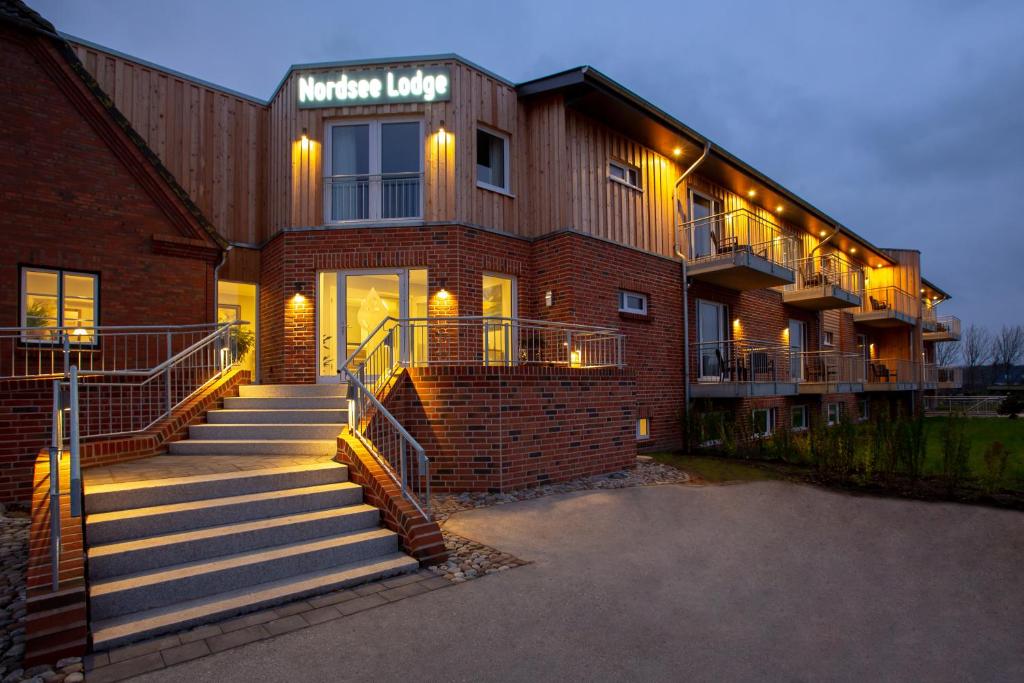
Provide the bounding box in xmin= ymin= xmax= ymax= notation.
xmin=427 ymin=461 xmax=688 ymax=584
xmin=0 ymin=509 xmax=83 ymax=683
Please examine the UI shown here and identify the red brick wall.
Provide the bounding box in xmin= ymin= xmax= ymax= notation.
xmin=0 ymin=29 xmax=219 ymax=503
xmin=383 ymin=365 xmax=636 ymax=492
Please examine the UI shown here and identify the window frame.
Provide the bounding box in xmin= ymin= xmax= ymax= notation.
xmin=859 ymin=399 xmax=869 ymax=422
xmin=822 ymin=330 xmax=835 ymax=348
xmin=752 ymin=407 xmax=775 ymax=438
xmin=608 ymin=159 xmax=641 ymax=191
xmin=618 ymin=290 xmax=648 ymax=315
xmin=323 ymin=117 xmax=424 ymax=224
xmin=636 ymin=417 xmax=651 ymax=441
xmin=791 ymin=405 xmax=808 ymax=431
xmin=826 ymin=402 xmax=841 ymax=426
xmin=19 ymin=265 xmax=100 ymax=347
xmin=475 ymin=126 xmax=511 ymax=195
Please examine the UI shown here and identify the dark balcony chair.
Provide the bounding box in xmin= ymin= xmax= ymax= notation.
xmin=802 ymin=263 xmax=823 ymax=287
xmin=714 ymin=348 xmax=749 ymax=382
xmin=749 ymin=351 xmax=774 ymax=381
xmin=870 ymin=363 xmax=895 ymax=383
xmin=805 ymin=357 xmax=837 ymax=382
xmin=710 ymin=229 xmax=738 ymax=255
xmin=870 ymin=296 xmax=889 ymax=311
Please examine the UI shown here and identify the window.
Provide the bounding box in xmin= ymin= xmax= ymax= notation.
xmin=697 ymin=300 xmax=729 ymax=380
xmin=859 ymin=399 xmax=869 ymax=422
xmin=482 ymin=274 xmax=516 ymax=364
xmin=788 ymin=319 xmax=806 ymax=380
xmin=636 ymin=417 xmax=650 ymax=441
xmin=826 ymin=402 xmax=842 ymax=426
xmin=689 ymin=191 xmax=721 ymax=258
xmin=20 ymin=267 xmax=98 ymax=344
xmin=823 ymin=331 xmax=835 ymax=347
xmin=476 ymin=128 xmax=509 ymax=192
xmin=618 ymin=290 xmax=648 ymax=315
xmin=609 ymin=160 xmax=640 ymax=190
xmin=792 ymin=405 xmax=808 ymax=431
xmin=326 ymin=120 xmax=422 ymax=222
xmin=752 ymin=408 xmax=775 ymax=437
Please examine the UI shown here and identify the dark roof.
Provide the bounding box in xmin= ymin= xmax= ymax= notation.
xmin=1 ymin=0 xmax=228 ymax=250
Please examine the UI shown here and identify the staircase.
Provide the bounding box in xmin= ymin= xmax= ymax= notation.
xmin=85 ymin=384 xmax=419 ymax=651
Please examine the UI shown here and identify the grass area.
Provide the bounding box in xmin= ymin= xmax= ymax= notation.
xmin=923 ymin=417 xmax=1024 ymax=485
xmin=649 ymin=453 xmax=786 ymax=483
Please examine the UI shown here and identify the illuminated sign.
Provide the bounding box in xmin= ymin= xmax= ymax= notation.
xmin=296 ymin=68 xmax=451 ymax=107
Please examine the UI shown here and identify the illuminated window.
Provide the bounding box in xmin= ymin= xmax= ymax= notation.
xmin=792 ymin=405 xmax=808 ymax=431
xmin=826 ymin=402 xmax=842 ymax=426
xmin=20 ymin=267 xmax=98 ymax=345
xmin=618 ymin=290 xmax=648 ymax=315
xmin=476 ymin=128 xmax=509 ymax=192
xmin=608 ymin=160 xmax=641 ymax=190
xmin=636 ymin=417 xmax=650 ymax=441
xmin=752 ymin=408 xmax=775 ymax=437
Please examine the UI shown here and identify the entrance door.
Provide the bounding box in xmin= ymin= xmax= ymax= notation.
xmin=697 ymin=300 xmax=728 ymax=380
xmin=788 ymin=319 xmax=806 ymax=380
xmin=482 ymin=274 xmax=516 ymax=365
xmin=317 ymin=269 xmax=428 ymax=382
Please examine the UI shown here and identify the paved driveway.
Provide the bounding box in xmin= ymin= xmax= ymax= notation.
xmin=132 ymin=482 xmax=1024 ymax=682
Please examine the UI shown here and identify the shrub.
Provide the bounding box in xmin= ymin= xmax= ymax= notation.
xmin=895 ymin=414 xmax=927 ymax=481
xmin=997 ymin=394 xmax=1022 ymax=419
xmin=870 ymin=410 xmax=898 ymax=478
xmin=939 ymin=413 xmax=971 ymax=492
xmin=808 ymin=413 xmax=857 ymax=479
xmin=980 ymin=442 xmax=1010 ymax=494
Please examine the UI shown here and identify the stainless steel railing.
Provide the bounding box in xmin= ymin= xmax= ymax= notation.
xmin=857 ymin=286 xmax=920 ymax=319
xmin=864 ymin=357 xmax=919 ymax=385
xmin=923 ymin=395 xmax=1002 ymax=417
xmin=793 ymin=350 xmax=865 ymax=384
xmin=680 ymin=208 xmax=799 ymax=268
xmin=784 ymin=254 xmax=864 ymax=295
xmin=691 ymin=339 xmax=791 ymax=384
xmin=937 ymin=366 xmax=963 ymax=388
xmin=325 ymin=172 xmax=422 ymax=222
xmin=923 ymin=312 xmax=961 ymax=337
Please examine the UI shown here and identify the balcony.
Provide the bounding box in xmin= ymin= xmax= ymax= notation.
xmin=324 ymin=172 xmax=422 ymax=223
xmin=681 ymin=209 xmax=796 ymax=290
xmin=853 ymin=286 xmax=919 ymax=327
xmin=937 ymin=366 xmax=963 ymax=390
xmin=923 ymin=312 xmax=961 ymax=342
xmin=783 ymin=254 xmax=863 ymax=310
xmin=794 ymin=351 xmax=865 ymax=394
xmin=690 ymin=339 xmax=798 ymax=398
xmin=864 ymin=358 xmax=919 ymax=391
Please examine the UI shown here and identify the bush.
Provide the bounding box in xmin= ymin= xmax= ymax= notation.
xmin=869 ymin=405 xmax=898 ymax=478
xmin=980 ymin=442 xmax=1010 ymax=494
xmin=997 ymin=394 xmax=1022 ymax=419
xmin=808 ymin=413 xmax=857 ymax=480
xmin=895 ymin=414 xmax=927 ymax=480
xmin=939 ymin=413 xmax=971 ymax=492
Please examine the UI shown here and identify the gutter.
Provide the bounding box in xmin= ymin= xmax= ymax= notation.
xmin=673 ymin=141 xmax=712 ymax=441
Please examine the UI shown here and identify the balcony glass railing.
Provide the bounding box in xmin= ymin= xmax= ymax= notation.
xmin=856 ymin=286 xmax=920 ymax=319
xmin=784 ymin=254 xmax=864 ymax=295
xmin=681 ymin=209 xmax=798 ymax=268
xmin=325 ymin=172 xmax=422 ymax=222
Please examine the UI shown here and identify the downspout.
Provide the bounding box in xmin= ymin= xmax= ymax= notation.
xmin=673 ymin=141 xmax=711 ymax=440
xmin=213 ymin=244 xmax=234 ymax=322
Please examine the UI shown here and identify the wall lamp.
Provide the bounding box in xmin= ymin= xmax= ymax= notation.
xmin=293 ymin=281 xmax=306 ymax=302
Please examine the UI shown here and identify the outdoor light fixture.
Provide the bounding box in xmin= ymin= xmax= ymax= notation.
xmin=544 ymin=290 xmax=553 ymax=307
xmin=747 ymin=189 xmax=756 ymax=197
xmin=672 ymin=147 xmax=682 ymax=157
xmin=438 ymin=119 xmax=446 ymax=135
xmin=850 ymin=247 xmax=857 ymax=254
xmin=775 ymin=205 xmax=784 ymax=214
xmin=819 ymin=230 xmax=827 ymax=237
xmin=437 ymin=288 xmax=450 ymax=300
xmin=300 ymin=127 xmax=309 ymax=149
xmin=293 ymin=281 xmax=306 ymax=302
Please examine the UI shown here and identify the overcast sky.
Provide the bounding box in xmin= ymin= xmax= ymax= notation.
xmin=32 ymin=0 xmax=1024 ymax=331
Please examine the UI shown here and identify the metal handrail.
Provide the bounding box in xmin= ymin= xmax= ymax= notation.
xmin=784 ymin=254 xmax=864 ymax=295
xmin=679 ymin=208 xmax=799 ymax=267
xmin=793 ymin=350 xmax=865 ymax=383
xmin=325 ymin=171 xmax=423 ymax=222
xmin=691 ymin=338 xmax=791 ymax=384
xmin=857 ymin=286 xmax=920 ymax=318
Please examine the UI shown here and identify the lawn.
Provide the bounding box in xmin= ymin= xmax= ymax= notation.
xmin=922 ymin=417 xmax=1024 ymax=485
xmin=649 ymin=453 xmax=787 ymax=483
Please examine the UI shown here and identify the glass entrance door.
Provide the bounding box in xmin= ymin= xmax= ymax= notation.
xmin=689 ymin=192 xmax=719 ymax=258
xmin=697 ymin=300 xmax=728 ymax=381
xmin=788 ymin=319 xmax=806 ymax=380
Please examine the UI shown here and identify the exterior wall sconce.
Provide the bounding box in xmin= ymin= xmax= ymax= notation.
xmin=437 ymin=288 xmax=450 ymax=300
xmin=293 ymin=281 xmax=306 ymax=303
xmin=300 ymin=127 xmax=309 ymax=149
xmin=438 ymin=119 xmax=446 ymax=136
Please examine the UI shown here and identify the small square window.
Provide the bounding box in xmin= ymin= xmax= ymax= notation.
xmin=823 ymin=331 xmax=835 ymax=347
xmin=752 ymin=408 xmax=775 ymax=437
xmin=636 ymin=417 xmax=650 ymax=441
xmin=792 ymin=405 xmax=808 ymax=431
xmin=826 ymin=402 xmax=842 ymax=426
xmin=476 ymin=128 xmax=509 ymax=192
xmin=619 ymin=290 xmax=647 ymax=315
xmin=609 ymin=160 xmax=641 ymax=190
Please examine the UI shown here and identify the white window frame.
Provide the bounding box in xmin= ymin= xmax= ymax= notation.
xmin=823 ymin=330 xmax=835 ymax=348
xmin=618 ymin=290 xmax=648 ymax=315
xmin=826 ymin=402 xmax=841 ymax=426
xmin=792 ymin=405 xmax=808 ymax=431
xmin=323 ymin=118 xmax=424 ymax=224
xmin=697 ymin=299 xmax=729 ymax=382
xmin=20 ymin=266 xmax=99 ymax=346
xmin=476 ymin=126 xmax=511 ymax=194
xmin=636 ymin=417 xmax=650 ymax=441
xmin=752 ymin=408 xmax=775 ymax=438
xmin=608 ymin=159 xmax=641 ymax=191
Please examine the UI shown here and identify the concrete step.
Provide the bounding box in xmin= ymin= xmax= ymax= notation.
xmin=88 ymin=505 xmax=381 ymax=579
xmin=84 ymin=463 xmax=348 ymax=514
xmin=86 ymin=482 xmax=363 ymax=544
xmin=238 ymin=384 xmax=345 ymax=398
xmin=168 ymin=439 xmax=337 ymax=456
xmin=207 ymin=408 xmax=347 ymax=424
xmin=224 ymin=396 xmax=347 ymax=410
xmin=90 ymin=553 xmax=419 ymax=651
xmin=90 ymin=528 xmax=400 ymax=620
xmin=188 ymin=423 xmax=344 ymax=440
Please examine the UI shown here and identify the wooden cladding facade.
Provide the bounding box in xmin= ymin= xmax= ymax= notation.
xmin=68 ymin=41 xmax=267 ymax=245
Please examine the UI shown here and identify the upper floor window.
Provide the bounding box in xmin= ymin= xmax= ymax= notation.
xmin=325 ymin=120 xmax=422 ymax=222
xmin=476 ymin=128 xmax=509 ymax=193
xmin=20 ymin=267 xmax=98 ymax=344
xmin=823 ymin=331 xmax=835 ymax=347
xmin=609 ymin=160 xmax=641 ymax=190
xmin=618 ymin=290 xmax=648 ymax=315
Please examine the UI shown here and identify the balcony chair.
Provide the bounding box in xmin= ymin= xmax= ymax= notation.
xmin=805 ymin=357 xmax=837 ymax=382
xmin=870 ymin=363 xmax=894 ymax=383
xmin=714 ymin=348 xmax=748 ymax=382
xmin=869 ymin=296 xmax=889 ymax=311
xmin=749 ymin=350 xmax=775 ymax=381
xmin=710 ymin=230 xmax=738 ymax=255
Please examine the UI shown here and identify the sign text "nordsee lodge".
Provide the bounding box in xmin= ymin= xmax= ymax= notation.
xmin=297 ymin=68 xmax=451 ymax=107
